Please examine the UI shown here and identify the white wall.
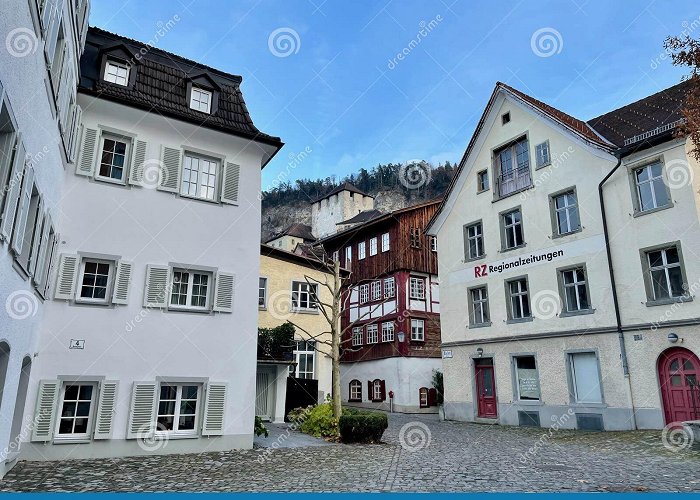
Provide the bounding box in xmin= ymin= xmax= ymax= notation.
xmin=21 ymin=94 xmax=267 ymax=459
xmin=0 ymin=0 xmax=84 ymax=476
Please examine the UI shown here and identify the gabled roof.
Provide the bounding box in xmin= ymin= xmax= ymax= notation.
xmin=426 ymin=80 xmax=692 ymax=235
xmin=319 ymin=198 xmax=442 ymax=245
xmin=260 ymin=244 xmax=348 ymax=275
xmin=336 ymin=209 xmax=383 ymax=225
xmin=264 ymin=223 xmax=316 ymax=243
xmin=312 ymin=182 xmax=373 ymax=203
xmin=79 ymin=27 xmax=283 ymax=151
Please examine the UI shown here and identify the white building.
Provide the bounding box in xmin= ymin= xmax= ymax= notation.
xmin=0 ymin=0 xmax=89 ymax=477
xmin=16 ymin=26 xmax=282 ymax=462
xmin=427 ymin=81 xmax=700 ymax=431
xmin=310 ymin=182 xmax=374 ymax=239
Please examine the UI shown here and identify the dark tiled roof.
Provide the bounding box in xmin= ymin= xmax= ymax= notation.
xmin=312 ymin=182 xmax=373 ymax=203
xmin=79 ymin=27 xmax=282 ymax=147
xmin=337 ymin=209 xmax=383 ymax=225
xmin=499 ymin=82 xmax=612 ymax=148
xmin=294 ymin=243 xmax=327 ymax=260
xmin=265 ymin=223 xmax=316 ymax=243
xmin=586 ymin=80 xmax=690 ymax=147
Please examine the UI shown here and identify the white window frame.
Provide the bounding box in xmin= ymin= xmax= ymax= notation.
xmin=381 ymin=232 xmax=390 ymax=252
xmin=76 ymin=258 xmax=114 ymax=305
xmin=410 ymin=318 xmax=425 ymax=341
xmin=352 ymin=327 xmax=363 ymax=347
xmin=359 ymin=284 xmax=369 ymax=304
xmin=366 ymin=324 xmax=378 ymax=344
xmin=645 ymin=246 xmax=686 ymax=301
xmin=535 ymin=140 xmax=551 ymax=168
xmin=560 ymin=267 xmax=590 ymax=312
xmin=372 ymin=380 xmax=382 ymax=401
xmin=54 ymin=382 xmax=97 ymax=441
xmin=96 ymin=133 xmax=130 ymax=184
xmin=469 ymin=286 xmax=490 ymax=326
xmin=155 ymin=383 xmax=202 ymax=436
xmin=507 ymin=277 xmax=531 ymax=320
xmin=409 ymin=276 xmax=425 ymax=300
xmin=384 ymin=277 xmax=395 ymax=298
xmin=180 ymin=152 xmax=219 ymax=202
xmin=169 ymin=268 xmax=213 ymax=311
xmin=291 ymin=340 xmax=316 ymax=379
xmin=553 ymin=190 xmax=580 ymax=235
xmin=345 ymin=246 xmax=352 ymax=267
xmin=358 ymin=241 xmax=366 ymax=260
xmin=349 ymin=380 xmax=362 ymax=400
xmin=568 ymin=352 xmax=603 ymax=404
xmin=502 ymin=209 xmax=524 ymax=250
xmin=381 ymin=322 xmax=394 ymax=342
xmin=189 ymin=87 xmax=212 ymax=113
xmin=291 ymin=280 xmax=318 ymax=311
xmin=430 ymin=236 xmax=437 ymax=252
xmin=477 ymin=169 xmax=489 ymax=192
xmin=371 ymin=280 xmax=381 ymax=301
xmin=104 ymin=59 xmax=129 ymax=86
xmin=466 ymin=222 xmax=484 ymax=260
xmin=369 ymin=237 xmax=378 ymax=256
xmin=634 ymin=162 xmax=670 ymax=212
xmin=258 ymin=277 xmax=267 ymax=308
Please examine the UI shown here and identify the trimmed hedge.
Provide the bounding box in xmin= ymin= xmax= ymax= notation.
xmin=338 ymin=411 xmax=388 ymax=443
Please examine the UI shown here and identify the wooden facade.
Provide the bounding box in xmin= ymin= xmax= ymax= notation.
xmin=319 ymin=200 xmax=442 ymax=363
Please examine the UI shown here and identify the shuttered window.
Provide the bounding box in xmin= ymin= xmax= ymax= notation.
xmin=96 ymin=134 xmax=130 ymax=183
xmin=55 ymin=383 xmax=96 ymax=440
xmin=156 ymin=383 xmax=201 ymax=435
xmin=55 ymin=254 xmax=132 ymax=306
xmin=349 ymin=380 xmax=362 ymax=401
xmin=181 ymin=153 xmax=218 ymax=201
xmin=170 ymin=269 xmax=211 ymax=310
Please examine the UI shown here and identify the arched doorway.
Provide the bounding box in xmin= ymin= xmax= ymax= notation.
xmin=658 ymin=347 xmax=700 ymax=424
xmin=9 ymin=356 xmax=32 ymax=459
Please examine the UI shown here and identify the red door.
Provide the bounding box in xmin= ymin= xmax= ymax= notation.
xmin=658 ymin=347 xmax=700 ymax=424
xmin=475 ymin=359 xmax=497 ymax=418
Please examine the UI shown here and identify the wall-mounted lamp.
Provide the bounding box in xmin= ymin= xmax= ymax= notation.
xmin=397 ymin=331 xmax=405 ymax=343
xmin=668 ymin=333 xmax=679 ymax=344
xmin=476 ymin=347 xmax=484 ymax=357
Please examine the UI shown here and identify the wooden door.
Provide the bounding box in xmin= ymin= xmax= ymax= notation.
xmin=658 ymin=348 xmax=700 ymax=424
xmin=475 ymin=359 xmax=497 ymax=418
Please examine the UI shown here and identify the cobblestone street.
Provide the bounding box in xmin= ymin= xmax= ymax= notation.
xmin=2 ymin=413 xmax=699 ymax=492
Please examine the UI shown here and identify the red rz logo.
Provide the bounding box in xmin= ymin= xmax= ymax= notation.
xmin=474 ymin=264 xmax=488 ymax=278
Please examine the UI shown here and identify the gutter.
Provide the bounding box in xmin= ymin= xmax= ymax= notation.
xmin=598 ymin=148 xmax=637 ymax=429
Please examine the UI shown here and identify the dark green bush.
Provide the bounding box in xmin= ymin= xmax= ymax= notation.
xmin=338 ymin=411 xmax=388 ymax=443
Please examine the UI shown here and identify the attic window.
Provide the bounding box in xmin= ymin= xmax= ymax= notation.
xmin=502 ymin=112 xmax=511 ymax=125
xmin=190 ymin=87 xmax=212 ymax=113
xmin=104 ymin=60 xmax=129 ymax=86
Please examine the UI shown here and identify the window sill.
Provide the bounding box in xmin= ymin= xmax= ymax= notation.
xmin=155 ymin=432 xmax=199 ymax=440
xmin=645 ymin=296 xmax=693 ymax=307
xmin=506 ymin=317 xmax=533 ymax=324
xmin=168 ymin=306 xmax=212 ymax=314
xmin=53 ymin=436 xmax=91 ymax=445
xmin=551 ymin=227 xmax=582 ymax=240
xmin=464 ymin=254 xmax=486 ymax=263
xmin=94 ymin=175 xmax=127 ymax=187
xmin=179 ymin=192 xmax=220 ymax=205
xmin=468 ymin=322 xmax=492 ymax=329
xmin=500 ymin=243 xmax=527 ymax=254
xmin=410 ymin=338 xmax=425 ymax=343
xmin=348 ymin=399 xmax=361 ymax=403
xmin=259 ymin=306 xmax=267 ymax=310
xmin=514 ymin=399 xmax=543 ymax=406
xmin=292 ymin=309 xmax=319 ymax=315
xmin=477 ymin=188 xmax=490 ymax=195
xmin=633 ymin=203 xmax=674 ymax=218
xmin=569 ymin=402 xmax=606 ymax=409
xmin=559 ymin=308 xmax=595 ymax=318
xmin=535 ymin=162 xmax=551 ymax=170
xmin=74 ymin=298 xmax=112 ymax=307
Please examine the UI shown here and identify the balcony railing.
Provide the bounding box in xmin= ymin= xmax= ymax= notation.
xmin=497 ymin=165 xmax=531 ymax=198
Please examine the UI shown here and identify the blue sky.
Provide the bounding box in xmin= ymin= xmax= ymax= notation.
xmin=90 ymin=0 xmax=697 ymax=190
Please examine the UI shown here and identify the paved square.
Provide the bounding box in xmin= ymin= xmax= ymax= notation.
xmin=2 ymin=413 xmax=699 ymax=492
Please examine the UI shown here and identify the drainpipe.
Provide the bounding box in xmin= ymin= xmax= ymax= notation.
xmin=598 ymin=151 xmax=637 ymax=429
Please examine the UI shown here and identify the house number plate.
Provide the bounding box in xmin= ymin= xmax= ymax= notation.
xmin=69 ymin=339 xmax=85 ymax=349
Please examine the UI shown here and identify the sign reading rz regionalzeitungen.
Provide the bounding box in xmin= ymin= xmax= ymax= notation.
xmin=448 ymin=234 xmax=606 ymax=285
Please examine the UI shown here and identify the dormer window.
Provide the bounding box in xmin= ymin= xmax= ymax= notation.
xmin=104 ymin=60 xmax=130 ymax=86
xmin=190 ymin=87 xmax=212 ymax=113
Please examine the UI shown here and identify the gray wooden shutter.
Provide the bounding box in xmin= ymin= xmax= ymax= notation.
xmin=93 ymin=380 xmax=118 ymax=440
xmin=128 ymin=140 xmax=148 ymax=185
xmin=220 ymin=162 xmax=240 ymax=204
xmin=54 ymin=253 xmax=79 ymax=300
xmin=213 ymin=271 xmax=235 ymax=313
xmin=11 ymin=165 xmax=34 ymax=255
xmin=32 ymin=212 xmax=52 ymax=287
xmin=28 ymin=200 xmax=45 ymax=276
xmin=126 ymin=382 xmax=157 ymax=439
xmin=43 ymin=0 xmax=63 ymax=65
xmin=76 ymin=127 xmax=97 ymax=177
xmin=143 ymin=264 xmax=170 ymax=308
xmin=0 ymin=137 xmax=25 ymax=241
xmin=68 ymin=104 xmax=82 ymax=163
xmin=42 ymin=231 xmax=59 ymax=297
xmin=157 ymin=146 xmax=181 ymax=193
xmin=111 ymin=260 xmax=133 ymax=305
xmin=202 ymin=383 xmax=227 ymax=436
xmin=31 ymin=379 xmax=60 ymax=442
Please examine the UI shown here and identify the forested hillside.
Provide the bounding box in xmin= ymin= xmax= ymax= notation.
xmin=261 ymin=161 xmax=457 ymax=239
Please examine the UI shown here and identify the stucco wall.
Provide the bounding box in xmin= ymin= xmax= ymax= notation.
xmin=259 ymin=253 xmax=333 ymax=400
xmin=21 ymin=93 xmax=267 ymax=460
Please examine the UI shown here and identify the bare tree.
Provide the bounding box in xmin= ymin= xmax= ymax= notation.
xmin=664 ymin=35 xmax=700 ymax=160
xmin=287 ymin=259 xmax=391 ymax=418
